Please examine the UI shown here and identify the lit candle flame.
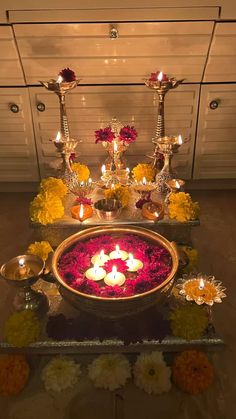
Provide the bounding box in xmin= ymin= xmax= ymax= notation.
xmin=114 ymin=142 xmax=118 ymax=153
xmin=80 ymin=181 xmax=84 ymax=187
xmin=154 ymin=211 xmax=159 ymax=218
xmin=142 ymin=177 xmax=147 ymax=185
xmin=57 ymin=75 xmax=63 ymax=83
xmin=128 ymin=253 xmax=134 ymax=265
xmin=101 ymin=165 xmax=106 ymax=175
xmin=157 ymin=71 xmax=163 ymax=82
xmin=112 ymin=266 xmax=117 ymax=279
xmin=88 ymin=178 xmax=92 ymax=185
xmin=178 ymin=135 xmax=183 ymax=145
xmin=55 ymin=131 xmax=61 ymax=143
xmin=115 ymin=245 xmax=120 ymax=255
xmin=111 ymin=183 xmax=115 ymax=189
xmin=126 ymin=167 xmax=130 ymax=174
xmin=100 ymin=250 xmax=105 ymax=260
xmin=19 ymin=258 xmax=25 ymax=267
xmin=79 ymin=204 xmax=84 ymax=220
xmin=175 ymin=180 xmax=181 ymax=189
xmin=199 ymin=277 xmax=205 ymax=290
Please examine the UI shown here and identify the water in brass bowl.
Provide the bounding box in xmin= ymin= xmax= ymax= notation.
xmin=94 ymin=199 xmax=122 ymax=221
xmin=52 ymin=226 xmax=179 ymax=318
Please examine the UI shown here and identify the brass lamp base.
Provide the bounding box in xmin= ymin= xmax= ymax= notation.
xmin=13 ymin=287 xmax=49 ymax=317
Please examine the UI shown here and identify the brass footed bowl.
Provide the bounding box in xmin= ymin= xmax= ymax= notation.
xmin=52 ymin=226 xmax=178 ymax=318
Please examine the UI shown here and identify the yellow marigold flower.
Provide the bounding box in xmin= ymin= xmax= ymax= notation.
xmin=4 ymin=310 xmax=41 ymax=348
xmin=71 ymin=162 xmax=90 ymax=182
xmin=30 ymin=192 xmax=64 ymax=225
xmin=132 ymin=163 xmax=155 ymax=182
xmin=105 ymin=185 xmax=130 ymax=208
xmin=27 ymin=241 xmax=53 ymax=261
xmin=40 ymin=177 xmax=67 ymax=198
xmin=172 ymin=350 xmax=214 ymax=394
xmin=170 ymin=304 xmax=208 ymax=341
xmin=180 ymin=245 xmax=198 ymax=273
xmin=168 ymin=192 xmax=200 ymax=222
xmin=0 ymin=355 xmax=30 ymax=395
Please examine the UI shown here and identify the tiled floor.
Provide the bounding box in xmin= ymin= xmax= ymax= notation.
xmin=0 ymin=190 xmax=235 ymax=419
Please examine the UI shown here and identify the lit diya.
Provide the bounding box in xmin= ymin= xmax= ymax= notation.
xmin=141 ymin=201 xmax=164 ymax=221
xmin=177 ymin=274 xmax=226 ymax=306
xmin=166 ymin=179 xmax=185 ymax=193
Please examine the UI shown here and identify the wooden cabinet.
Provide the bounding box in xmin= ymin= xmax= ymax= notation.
xmin=193 ymin=84 xmax=236 ymax=179
xmin=0 ymin=26 xmax=25 ymax=86
xmin=29 ymin=84 xmax=199 ymax=179
xmin=0 ymin=88 xmax=39 ymax=182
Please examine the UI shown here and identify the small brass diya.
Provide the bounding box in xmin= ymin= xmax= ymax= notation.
xmin=52 ymin=226 xmax=179 ymax=318
xmin=166 ymin=178 xmax=185 ymax=193
xmin=141 ymin=201 xmax=164 ymax=221
xmin=0 ymin=254 xmax=49 ymax=315
xmin=177 ymin=274 xmax=226 ymax=306
xmin=94 ymin=198 xmax=122 ymax=221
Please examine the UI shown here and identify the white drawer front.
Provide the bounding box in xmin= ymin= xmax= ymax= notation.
xmin=0 ymin=26 xmax=25 ymax=86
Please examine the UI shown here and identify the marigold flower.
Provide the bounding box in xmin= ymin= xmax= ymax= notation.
xmin=104 ymin=184 xmax=130 ymax=208
xmin=4 ymin=310 xmax=41 ymax=347
xmin=170 ymin=304 xmax=208 ymax=341
xmin=132 ymin=163 xmax=155 ymax=182
xmin=30 ymin=191 xmax=64 ymax=225
xmin=71 ymin=162 xmax=90 ymax=182
xmin=0 ymin=355 xmax=30 ymax=395
xmin=27 ymin=240 xmax=53 ymax=261
xmin=168 ymin=192 xmax=200 ymax=222
xmin=172 ymin=350 xmax=214 ymax=394
xmin=40 ymin=177 xmax=67 ymax=198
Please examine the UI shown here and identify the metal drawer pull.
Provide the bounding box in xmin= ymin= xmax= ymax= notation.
xmin=37 ymin=102 xmax=46 ymax=112
xmin=209 ymin=100 xmax=219 ymax=110
xmin=9 ymin=103 xmax=19 ymax=113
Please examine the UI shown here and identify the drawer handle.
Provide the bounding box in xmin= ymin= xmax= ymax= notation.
xmin=9 ymin=103 xmax=19 ymax=113
xmin=209 ymin=100 xmax=219 ymax=110
xmin=37 ymin=102 xmax=46 ymax=112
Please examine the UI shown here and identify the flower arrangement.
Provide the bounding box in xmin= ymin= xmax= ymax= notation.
xmin=59 ymin=68 xmax=76 ymax=82
xmin=170 ymin=304 xmax=209 ymax=341
xmin=88 ymin=354 xmax=131 ymax=391
xmin=132 ymin=163 xmax=155 ymax=182
xmin=30 ymin=191 xmax=65 ymax=225
xmin=39 ymin=177 xmax=67 ymax=198
xmin=0 ymin=355 xmax=30 ymax=395
xmin=27 ymin=240 xmax=53 ymax=261
xmin=168 ymin=192 xmax=200 ymax=222
xmin=104 ymin=258 xmax=128 ymax=273
xmin=180 ymin=245 xmax=198 ymax=273
xmin=71 ymin=162 xmax=90 ymax=182
xmin=41 ymin=356 xmax=81 ymax=392
xmin=104 ymin=184 xmax=130 ymax=208
xmin=133 ymin=351 xmax=171 ymax=394
xmin=172 ymin=350 xmax=214 ymax=394
xmin=95 ymin=125 xmax=137 ymax=145
xmin=58 ymin=234 xmax=172 ymax=298
xmin=4 ymin=310 xmax=41 ymax=347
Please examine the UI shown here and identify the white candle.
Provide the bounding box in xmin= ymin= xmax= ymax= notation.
xmin=91 ymin=250 xmax=110 ymax=267
xmin=126 ymin=253 xmax=143 ymax=272
xmin=199 ymin=277 xmax=205 ymax=290
xmin=85 ymin=263 xmax=106 ymax=281
xmin=109 ymin=245 xmax=128 ymax=261
xmin=55 ymin=131 xmax=61 ymax=143
xmin=104 ymin=266 xmax=126 ymax=286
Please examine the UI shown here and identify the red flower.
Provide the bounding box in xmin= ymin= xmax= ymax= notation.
xmin=149 ymin=71 xmax=169 ymax=82
xmin=119 ymin=125 xmax=137 ymax=144
xmin=101 ymin=285 xmax=124 ymax=297
xmin=75 ymin=197 xmax=92 ymax=205
xmin=104 ymin=258 xmax=128 ymax=273
xmin=95 ymin=127 xmax=115 ymax=144
xmin=72 ymin=278 xmax=101 ymax=296
xmin=59 ymin=68 xmax=76 ymax=82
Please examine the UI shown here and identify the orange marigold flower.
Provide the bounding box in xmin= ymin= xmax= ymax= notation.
xmin=0 ymin=355 xmax=30 ymax=395
xmin=172 ymin=350 xmax=214 ymax=394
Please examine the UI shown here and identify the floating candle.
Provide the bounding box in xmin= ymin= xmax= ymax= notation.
xmin=104 ymin=266 xmax=126 ymax=286
xmin=126 ymin=253 xmax=143 ymax=272
xmin=109 ymin=245 xmax=128 ymax=261
xmin=85 ymin=263 xmax=106 ymax=281
xmin=91 ymin=250 xmax=110 ymax=267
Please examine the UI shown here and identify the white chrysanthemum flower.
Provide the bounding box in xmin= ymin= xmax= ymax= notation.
xmin=133 ymin=351 xmax=171 ymax=395
xmin=88 ymin=354 xmax=131 ymax=391
xmin=41 ymin=356 xmax=81 ymax=392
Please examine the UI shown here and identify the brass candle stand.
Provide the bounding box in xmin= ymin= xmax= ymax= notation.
xmin=144 ymin=73 xmax=184 ymax=174
xmin=103 ymin=117 xmax=128 ymax=170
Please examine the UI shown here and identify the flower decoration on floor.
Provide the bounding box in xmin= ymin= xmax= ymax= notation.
xmin=104 ymin=184 xmax=130 ymax=208
xmin=30 ymin=191 xmax=64 ymax=225
xmin=41 ymin=356 xmax=81 ymax=392
xmin=59 ymin=67 xmax=77 ymax=82
xmin=180 ymin=245 xmax=198 ymax=273
xmin=71 ymin=162 xmax=90 ymax=182
xmin=132 ymin=163 xmax=155 ymax=182
xmin=88 ymin=354 xmax=131 ymax=391
xmin=27 ymin=240 xmax=53 ymax=261
xmin=177 ymin=274 xmax=226 ymax=306
xmin=170 ymin=304 xmax=208 ymax=341
xmin=39 ymin=177 xmax=67 ymax=198
xmin=172 ymin=350 xmax=214 ymax=394
xmin=168 ymin=192 xmax=200 ymax=222
xmin=4 ymin=310 xmax=41 ymax=347
xmin=0 ymin=355 xmax=30 ymax=395
xmin=95 ymin=127 xmax=115 ymax=144
xmin=133 ymin=351 xmax=171 ymax=395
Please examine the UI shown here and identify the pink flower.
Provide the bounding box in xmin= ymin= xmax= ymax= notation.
xmin=59 ymin=68 xmax=76 ymax=82
xmin=75 ymin=197 xmax=92 ymax=205
xmin=104 ymin=258 xmax=128 ymax=273
xmin=119 ymin=125 xmax=137 ymax=144
xmin=95 ymin=127 xmax=115 ymax=144
xmin=86 ymin=235 xmax=114 ymax=255
xmin=101 ymin=285 xmax=124 ymax=297
xmin=72 ymin=278 xmax=101 ymax=296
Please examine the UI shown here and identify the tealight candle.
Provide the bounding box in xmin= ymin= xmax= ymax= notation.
xmin=104 ymin=266 xmax=126 ymax=286
xmin=109 ymin=245 xmax=128 ymax=261
xmin=91 ymin=250 xmax=110 ymax=267
xmin=126 ymin=253 xmax=143 ymax=272
xmin=85 ymin=263 xmax=106 ymax=281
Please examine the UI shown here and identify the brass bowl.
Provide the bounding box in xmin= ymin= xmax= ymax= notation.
xmin=94 ymin=199 xmax=122 ymax=221
xmin=52 ymin=226 xmax=179 ymax=318
xmin=0 ymin=254 xmax=44 ymax=288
